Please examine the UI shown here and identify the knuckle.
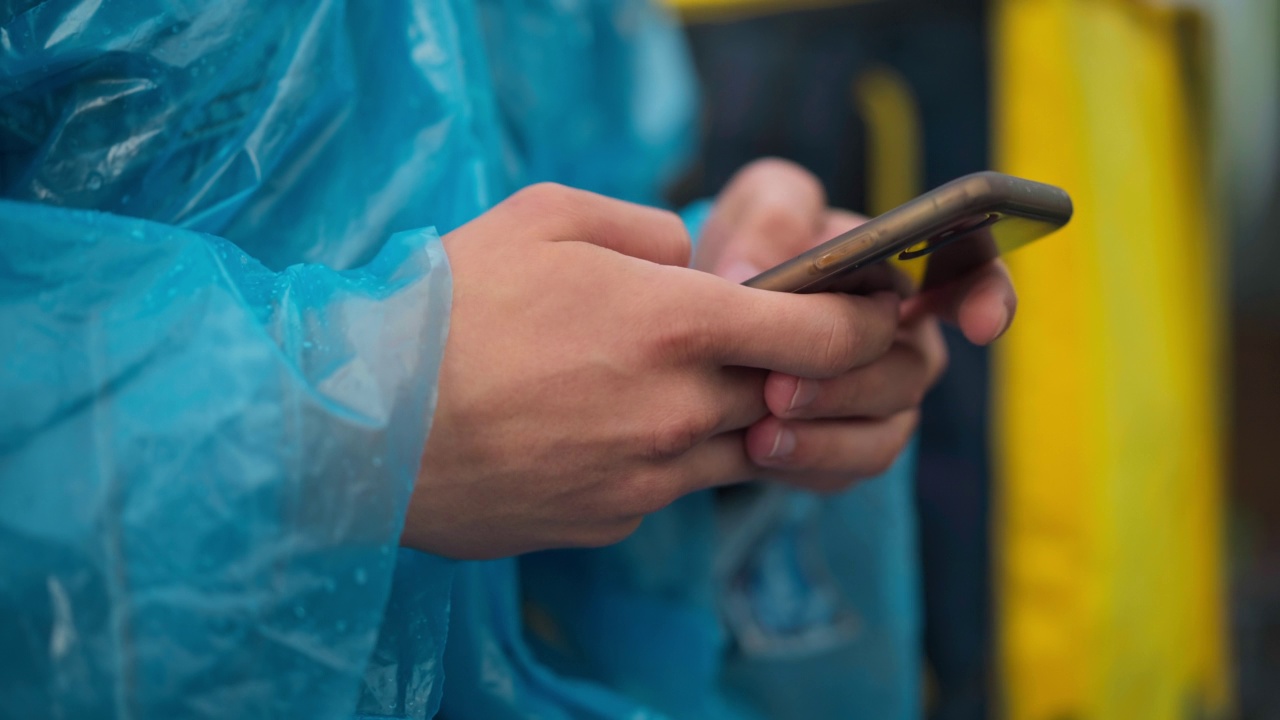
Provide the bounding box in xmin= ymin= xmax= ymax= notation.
xmin=650 ymin=206 xmax=686 ymax=235
xmin=615 ymin=469 xmax=679 ymax=516
xmin=645 ymin=314 xmax=710 ymax=365
xmin=646 ymin=406 xmax=717 ymax=460
xmin=816 ymin=313 xmax=862 ymax=374
xmin=821 ymin=374 xmax=861 ymax=417
xmin=502 ymin=183 xmax=579 ymax=234
xmin=510 ymin=181 xmax=570 ymax=208
xmin=649 ymin=208 xmax=693 ymax=266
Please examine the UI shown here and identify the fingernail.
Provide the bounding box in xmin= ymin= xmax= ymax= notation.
xmin=765 ymin=427 xmax=797 ymax=463
xmin=787 ymin=378 xmax=819 ymax=413
xmin=721 ymin=260 xmax=762 ymax=284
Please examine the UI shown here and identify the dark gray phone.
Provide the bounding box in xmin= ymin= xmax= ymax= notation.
xmin=742 ymin=171 xmax=1073 ymax=294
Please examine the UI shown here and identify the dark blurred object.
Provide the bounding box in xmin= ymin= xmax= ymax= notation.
xmin=1230 ymin=173 xmax=1280 ymax=720
xmin=1216 ymin=4 xmax=1280 ymax=716
xmin=673 ymin=3 xmax=993 ymax=718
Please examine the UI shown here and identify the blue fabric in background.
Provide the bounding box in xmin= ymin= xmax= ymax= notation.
xmin=1 ymin=2 xmax=919 ymax=718
xmin=680 ymin=5 xmax=997 ymax=717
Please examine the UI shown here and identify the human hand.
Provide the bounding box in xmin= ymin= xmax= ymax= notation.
xmin=406 ymin=183 xmax=903 ymax=558
xmin=694 ymin=159 xmax=1017 ymax=491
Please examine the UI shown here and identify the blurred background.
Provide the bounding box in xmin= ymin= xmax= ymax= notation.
xmin=660 ymin=0 xmax=1280 ymax=718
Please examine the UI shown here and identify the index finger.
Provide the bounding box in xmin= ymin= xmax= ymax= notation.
xmin=695 ymin=277 xmax=901 ymax=378
xmin=901 ymin=258 xmax=1016 ymax=345
xmin=492 ymin=183 xmax=693 ymax=267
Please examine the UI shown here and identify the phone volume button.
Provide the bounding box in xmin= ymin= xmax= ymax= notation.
xmin=814 ymin=251 xmax=846 ymax=270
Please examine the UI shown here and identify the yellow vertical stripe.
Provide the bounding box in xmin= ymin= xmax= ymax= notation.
xmin=853 ymin=66 xmax=925 ymax=215
xmin=991 ymin=1 xmax=1229 ymax=718
xmin=853 ymin=65 xmax=926 ymax=283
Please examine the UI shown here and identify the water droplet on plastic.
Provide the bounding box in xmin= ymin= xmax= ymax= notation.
xmin=86 ymin=173 xmax=103 ymax=191
xmin=293 ymin=605 xmax=307 ymax=619
xmin=354 ymin=568 xmax=367 ymax=585
xmin=239 ymin=255 xmax=248 ymax=265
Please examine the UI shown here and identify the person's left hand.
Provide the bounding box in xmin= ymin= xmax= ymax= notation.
xmin=694 ymin=158 xmax=1017 ymax=492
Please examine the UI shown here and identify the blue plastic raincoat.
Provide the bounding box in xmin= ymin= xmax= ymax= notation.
xmin=0 ymin=1 xmax=919 ymax=718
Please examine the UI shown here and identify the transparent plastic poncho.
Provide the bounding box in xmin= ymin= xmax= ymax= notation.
xmin=0 ymin=2 xmax=918 ymax=718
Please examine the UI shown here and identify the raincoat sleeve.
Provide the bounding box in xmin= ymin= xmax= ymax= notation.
xmin=0 ymin=199 xmax=453 ymax=718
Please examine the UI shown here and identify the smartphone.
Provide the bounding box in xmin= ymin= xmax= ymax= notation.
xmin=742 ymin=171 xmax=1073 ymax=294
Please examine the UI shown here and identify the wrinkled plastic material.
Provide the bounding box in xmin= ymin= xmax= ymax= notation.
xmin=0 ymin=1 xmax=918 ymax=718
xmin=0 ymin=203 xmax=452 ymax=717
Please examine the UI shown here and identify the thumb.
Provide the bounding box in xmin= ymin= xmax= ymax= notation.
xmin=716 ymin=258 xmax=766 ymax=284
xmin=698 ymin=159 xmax=827 ymax=278
xmin=715 ymin=208 xmax=873 ymax=287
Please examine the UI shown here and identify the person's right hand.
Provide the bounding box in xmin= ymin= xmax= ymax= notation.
xmin=404 ymin=184 xmax=902 ymax=559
